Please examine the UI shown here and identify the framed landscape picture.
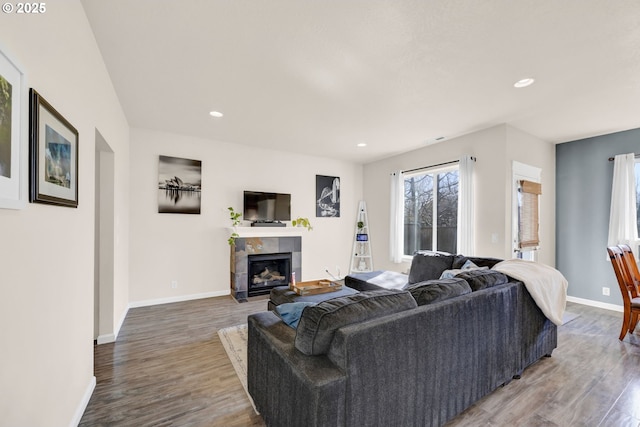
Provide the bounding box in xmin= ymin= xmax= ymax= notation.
xmin=0 ymin=47 xmax=26 ymax=209
xmin=29 ymin=89 xmax=79 ymax=207
xmin=158 ymin=155 xmax=202 ymax=214
xmin=316 ymin=175 xmax=340 ymax=217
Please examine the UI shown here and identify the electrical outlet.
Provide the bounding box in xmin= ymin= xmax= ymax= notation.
xmin=602 ymin=286 xmax=610 ymax=296
xmin=171 ymin=280 xmax=178 ymax=289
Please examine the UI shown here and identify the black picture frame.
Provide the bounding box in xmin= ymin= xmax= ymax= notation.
xmin=157 ymin=154 xmax=202 ymax=214
xmin=29 ymin=89 xmax=79 ymax=207
xmin=316 ymin=175 xmax=340 ymax=217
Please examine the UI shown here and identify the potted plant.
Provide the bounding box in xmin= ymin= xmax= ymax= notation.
xmin=227 ymin=206 xmax=242 ymax=245
xmin=292 ymin=217 xmax=313 ymax=231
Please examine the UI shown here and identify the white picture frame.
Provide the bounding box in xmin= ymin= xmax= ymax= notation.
xmin=0 ymin=46 xmax=27 ymax=209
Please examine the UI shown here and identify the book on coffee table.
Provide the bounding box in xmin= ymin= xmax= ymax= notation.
xmin=292 ymin=279 xmax=342 ymax=296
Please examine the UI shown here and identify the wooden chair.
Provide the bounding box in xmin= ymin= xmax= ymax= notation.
xmin=619 ymin=244 xmax=640 ymax=293
xmin=607 ymin=246 xmax=640 ymax=340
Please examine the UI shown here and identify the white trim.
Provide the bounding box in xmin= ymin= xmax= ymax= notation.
xmin=566 ymin=295 xmax=623 ymax=313
xmin=69 ymin=376 xmax=96 ymax=427
xmin=128 ymin=290 xmax=229 ymax=308
xmin=512 ymin=161 xmax=542 ymax=259
xmin=114 ymin=305 xmax=129 ymax=340
xmin=96 ymin=306 xmax=129 ymax=345
xmin=229 ymin=226 xmax=305 ymax=238
xmin=96 ymin=333 xmax=115 ymax=345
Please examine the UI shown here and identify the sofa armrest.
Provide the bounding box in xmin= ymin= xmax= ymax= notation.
xmin=247 ymin=312 xmax=346 ymax=427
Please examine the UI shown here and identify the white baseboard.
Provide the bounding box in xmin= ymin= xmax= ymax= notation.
xmin=96 ymin=333 xmax=115 ymax=345
xmin=114 ymin=305 xmax=129 ymax=339
xmin=70 ymin=376 xmax=96 ymax=427
xmin=566 ymin=295 xmax=623 ymax=313
xmin=129 ymin=290 xmax=230 ymax=308
xmin=96 ymin=305 xmax=130 ymax=345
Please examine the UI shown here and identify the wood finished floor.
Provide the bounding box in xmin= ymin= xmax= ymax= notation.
xmin=80 ymin=298 xmax=640 ymax=427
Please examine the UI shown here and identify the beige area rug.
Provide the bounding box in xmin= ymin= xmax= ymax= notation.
xmin=218 ymin=324 xmax=258 ymax=413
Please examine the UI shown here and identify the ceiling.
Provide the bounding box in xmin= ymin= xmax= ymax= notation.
xmin=81 ymin=0 xmax=640 ymax=164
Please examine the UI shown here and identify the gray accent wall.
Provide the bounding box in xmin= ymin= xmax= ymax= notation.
xmin=556 ymin=128 xmax=640 ymax=306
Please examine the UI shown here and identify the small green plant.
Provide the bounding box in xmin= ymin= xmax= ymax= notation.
xmin=227 ymin=206 xmax=242 ymax=245
xmin=292 ymin=217 xmax=313 ymax=231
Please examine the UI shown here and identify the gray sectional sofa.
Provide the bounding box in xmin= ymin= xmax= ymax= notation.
xmin=247 ymin=251 xmax=557 ymax=427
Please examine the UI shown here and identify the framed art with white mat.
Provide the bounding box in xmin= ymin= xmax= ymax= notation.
xmin=0 ymin=46 xmax=27 ymax=209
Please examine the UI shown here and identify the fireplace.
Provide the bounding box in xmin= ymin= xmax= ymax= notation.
xmin=247 ymin=252 xmax=292 ymax=296
xmin=230 ymin=235 xmax=301 ymax=301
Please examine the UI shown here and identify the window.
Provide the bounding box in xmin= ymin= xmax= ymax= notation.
xmin=516 ymin=180 xmax=542 ymax=250
xmin=403 ymin=167 xmax=459 ymax=256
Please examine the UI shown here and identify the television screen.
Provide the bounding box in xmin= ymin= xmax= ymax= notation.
xmin=243 ymin=191 xmax=291 ymax=222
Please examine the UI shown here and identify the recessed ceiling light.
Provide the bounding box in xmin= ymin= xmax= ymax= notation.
xmin=514 ymin=78 xmax=535 ymax=88
xmin=357 ymin=143 xmax=367 ymax=147
xmin=209 ymin=111 xmax=223 ymax=118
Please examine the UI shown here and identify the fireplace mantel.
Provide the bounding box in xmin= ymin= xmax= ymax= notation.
xmin=227 ymin=226 xmax=305 ymax=238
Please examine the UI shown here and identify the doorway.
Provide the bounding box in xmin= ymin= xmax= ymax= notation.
xmin=94 ymin=130 xmax=115 ymax=344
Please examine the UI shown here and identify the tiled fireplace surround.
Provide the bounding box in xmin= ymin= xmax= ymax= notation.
xmin=230 ymin=235 xmax=302 ymax=301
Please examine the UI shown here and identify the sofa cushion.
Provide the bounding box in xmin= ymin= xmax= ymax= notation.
xmin=455 ymin=269 xmax=508 ymax=291
xmin=295 ymin=289 xmax=417 ymax=356
xmin=275 ymin=302 xmax=316 ymax=329
xmin=408 ymin=251 xmax=455 ymax=284
xmin=452 ymin=255 xmax=503 ymax=270
xmin=405 ymin=278 xmax=472 ymax=305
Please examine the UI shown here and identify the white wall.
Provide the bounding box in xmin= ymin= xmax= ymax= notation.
xmin=129 ymin=128 xmax=362 ymax=305
xmin=363 ymin=124 xmax=555 ymax=273
xmin=0 ymin=2 xmax=130 ymax=426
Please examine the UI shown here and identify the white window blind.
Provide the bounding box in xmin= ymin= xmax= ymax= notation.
xmin=518 ymin=180 xmax=541 ymax=249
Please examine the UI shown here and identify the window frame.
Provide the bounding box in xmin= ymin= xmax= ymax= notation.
xmin=402 ymin=164 xmax=459 ymax=259
xmin=511 ymin=161 xmax=541 ymax=261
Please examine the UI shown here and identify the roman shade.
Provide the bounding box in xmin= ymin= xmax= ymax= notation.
xmin=517 ymin=180 xmax=541 ymax=249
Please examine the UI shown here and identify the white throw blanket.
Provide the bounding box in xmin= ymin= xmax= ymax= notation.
xmin=492 ymin=259 xmax=568 ymax=326
xmin=368 ymin=270 xmax=408 ymax=290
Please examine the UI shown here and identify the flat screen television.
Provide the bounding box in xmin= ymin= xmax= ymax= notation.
xmin=243 ymin=191 xmax=291 ymax=222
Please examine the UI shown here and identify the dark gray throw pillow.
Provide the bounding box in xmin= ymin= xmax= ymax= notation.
xmin=405 ymin=278 xmax=472 ymax=306
xmin=294 ymin=289 xmax=417 ymax=356
xmin=455 ymin=269 xmax=508 ymax=291
xmin=408 ymin=251 xmax=455 ymax=284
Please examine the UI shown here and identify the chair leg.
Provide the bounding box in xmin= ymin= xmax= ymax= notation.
xmin=630 ymin=312 xmax=639 ymax=334
xmin=620 ymin=309 xmax=631 ymax=340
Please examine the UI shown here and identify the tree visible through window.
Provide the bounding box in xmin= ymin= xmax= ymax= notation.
xmin=403 ymin=168 xmax=458 ymax=255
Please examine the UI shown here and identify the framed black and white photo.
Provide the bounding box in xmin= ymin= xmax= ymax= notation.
xmin=316 ymin=175 xmax=340 ymax=217
xmin=158 ymin=155 xmax=202 ymax=214
xmin=0 ymin=47 xmax=26 ymax=209
xmin=29 ymin=89 xmax=79 ymax=208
